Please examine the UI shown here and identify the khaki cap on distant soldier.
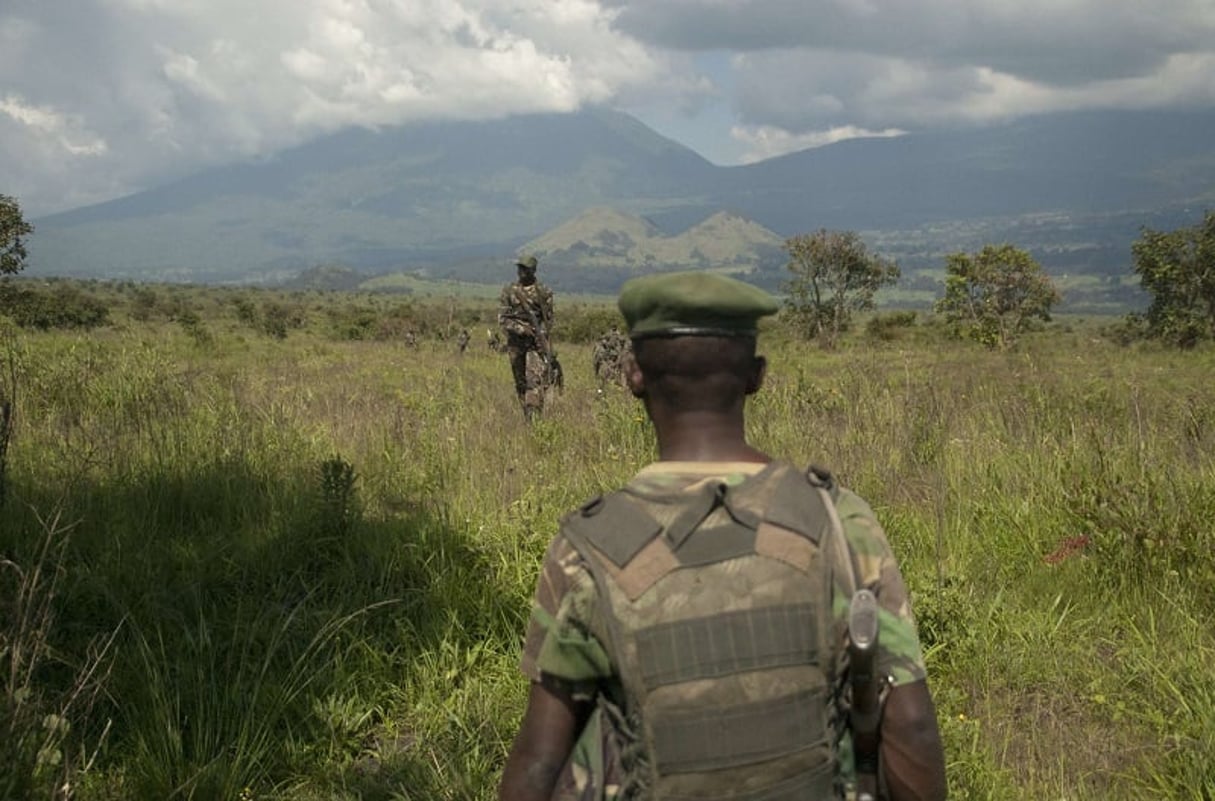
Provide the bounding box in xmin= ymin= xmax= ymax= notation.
xmin=618 ymin=270 xmax=779 ymax=340
xmin=516 ymin=255 xmax=539 ymax=270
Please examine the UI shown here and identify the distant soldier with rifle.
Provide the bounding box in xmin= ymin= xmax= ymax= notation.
xmin=499 ymin=271 xmax=947 ymax=801
xmin=592 ymin=325 xmax=631 ymax=390
xmin=498 ymin=254 xmax=557 ymax=422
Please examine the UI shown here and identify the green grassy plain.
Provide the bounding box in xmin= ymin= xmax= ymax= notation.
xmin=2 ymin=284 xmax=1213 ymax=800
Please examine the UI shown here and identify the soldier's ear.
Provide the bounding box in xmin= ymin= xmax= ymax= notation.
xmin=624 ymin=351 xmax=645 ymax=398
xmin=745 ymin=355 xmax=766 ymax=396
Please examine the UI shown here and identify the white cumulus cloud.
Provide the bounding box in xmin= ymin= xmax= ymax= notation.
xmin=0 ymin=0 xmax=661 ymax=215
xmin=733 ymin=124 xmax=905 ymax=164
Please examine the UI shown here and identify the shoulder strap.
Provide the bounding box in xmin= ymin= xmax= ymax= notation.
xmin=764 ymin=464 xmax=833 ymax=544
xmin=564 ymin=492 xmax=663 ymax=569
xmin=804 ymin=463 xmax=864 ymax=598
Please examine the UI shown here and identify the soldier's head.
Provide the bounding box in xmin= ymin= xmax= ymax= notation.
xmin=617 ymin=271 xmax=778 ymax=415
xmin=515 ymin=254 xmax=538 ymax=285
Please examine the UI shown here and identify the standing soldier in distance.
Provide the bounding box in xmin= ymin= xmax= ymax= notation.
xmin=498 ymin=254 xmax=555 ymax=422
xmin=457 ymin=328 xmax=470 ymax=354
xmin=499 ymin=271 xmax=947 ymax=801
xmin=592 ymin=324 xmax=631 ymax=389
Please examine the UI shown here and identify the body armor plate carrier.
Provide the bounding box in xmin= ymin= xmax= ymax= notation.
xmin=561 ymin=461 xmax=848 ymax=801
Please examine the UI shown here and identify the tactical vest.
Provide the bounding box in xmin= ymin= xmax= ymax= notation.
xmin=561 ymin=461 xmax=851 ymax=801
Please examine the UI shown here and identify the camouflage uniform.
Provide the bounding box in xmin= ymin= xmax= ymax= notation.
xmin=519 ymin=461 xmax=927 ymax=800
xmin=592 ymin=327 xmax=632 ymax=388
xmin=457 ymin=328 xmax=470 ymax=354
xmin=498 ymin=279 xmax=555 ymax=420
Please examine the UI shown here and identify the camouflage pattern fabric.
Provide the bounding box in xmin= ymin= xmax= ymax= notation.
xmin=498 ymin=280 xmax=556 ymax=417
xmin=498 ymin=280 xmax=555 ymax=340
xmin=506 ymin=348 xmax=549 ymax=414
xmin=551 ymin=704 xmax=625 ymax=801
xmin=519 ymin=461 xmax=928 ymax=799
xmin=592 ymin=328 xmax=631 ymax=388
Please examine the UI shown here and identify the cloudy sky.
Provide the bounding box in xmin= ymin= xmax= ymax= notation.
xmin=3 ymin=0 xmax=1214 ymax=217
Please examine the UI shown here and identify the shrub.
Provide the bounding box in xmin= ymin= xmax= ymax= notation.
xmin=261 ymin=302 xmax=305 ymax=340
xmin=176 ymin=311 xmax=214 ymax=347
xmin=0 ymin=282 xmax=110 ymax=330
xmin=556 ymin=304 xmax=626 ymax=344
xmin=232 ymin=296 xmax=259 ymax=327
xmin=865 ymin=310 xmax=918 ymax=341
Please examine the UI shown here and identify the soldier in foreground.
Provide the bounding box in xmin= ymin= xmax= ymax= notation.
xmin=499 ymin=271 xmax=947 ymax=800
xmin=498 ymin=255 xmax=556 ymax=421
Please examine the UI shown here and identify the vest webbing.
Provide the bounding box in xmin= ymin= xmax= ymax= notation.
xmin=634 ymin=602 xmax=819 ymax=687
xmin=562 ymin=461 xmax=844 ymax=801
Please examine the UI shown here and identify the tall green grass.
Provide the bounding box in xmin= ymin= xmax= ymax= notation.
xmin=1 ymin=301 xmax=1213 ymax=799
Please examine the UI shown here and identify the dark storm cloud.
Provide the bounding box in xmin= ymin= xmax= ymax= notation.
xmin=605 ymin=0 xmax=1215 ymax=86
xmin=601 ymin=0 xmax=1215 ymax=153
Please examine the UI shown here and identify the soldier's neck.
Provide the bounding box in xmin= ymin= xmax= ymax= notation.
xmin=651 ymin=412 xmax=769 ymax=463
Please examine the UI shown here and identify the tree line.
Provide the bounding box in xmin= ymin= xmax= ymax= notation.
xmin=781 ymin=211 xmax=1214 ymax=350
xmin=4 ymin=193 xmax=1215 ymax=350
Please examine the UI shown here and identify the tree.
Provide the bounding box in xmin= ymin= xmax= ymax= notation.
xmin=1129 ymin=210 xmax=1215 ymax=348
xmin=1 ymin=195 xmax=34 ymax=276
xmin=934 ymin=243 xmax=1060 ymax=350
xmin=782 ymin=229 xmax=899 ymax=347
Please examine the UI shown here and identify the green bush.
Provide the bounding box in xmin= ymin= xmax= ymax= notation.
xmin=232 ymin=295 xmax=259 ymax=327
xmin=556 ymin=303 xmax=626 ymax=344
xmin=261 ymin=301 xmax=305 ymax=339
xmin=1100 ymin=313 xmax=1150 ymax=346
xmin=176 ymin=310 xmax=214 ymax=347
xmin=864 ymin=310 xmax=918 ymax=341
xmin=0 ymin=281 xmax=110 ymax=330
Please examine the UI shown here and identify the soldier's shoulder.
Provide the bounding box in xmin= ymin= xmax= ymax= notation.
xmin=832 ymin=485 xmax=879 ymax=522
xmin=542 ymin=531 xmax=584 ymax=565
xmin=832 ymin=486 xmax=895 ymax=561
xmin=534 ymin=531 xmax=595 ymax=605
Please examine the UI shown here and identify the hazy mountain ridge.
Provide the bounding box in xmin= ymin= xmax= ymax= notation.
xmin=523 ymin=208 xmax=784 ymax=271
xmin=25 ymin=107 xmax=1215 ymax=296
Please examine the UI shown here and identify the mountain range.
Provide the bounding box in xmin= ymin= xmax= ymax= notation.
xmin=26 ymin=107 xmax=1215 ymax=298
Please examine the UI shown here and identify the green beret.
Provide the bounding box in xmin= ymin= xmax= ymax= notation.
xmin=618 ymin=271 xmax=780 ymax=339
xmin=516 ymin=255 xmax=538 ymax=270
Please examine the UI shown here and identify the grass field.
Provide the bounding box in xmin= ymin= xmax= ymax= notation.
xmin=2 ymin=284 xmax=1213 ymax=800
